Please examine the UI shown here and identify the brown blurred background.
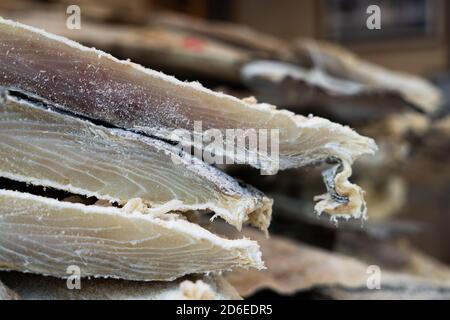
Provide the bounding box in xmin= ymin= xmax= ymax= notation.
xmin=161 ymin=0 xmax=450 ymax=75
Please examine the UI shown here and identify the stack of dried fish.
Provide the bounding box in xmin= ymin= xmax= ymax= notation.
xmin=0 ymin=17 xmax=376 ymax=299
xmin=236 ymin=39 xmax=447 ymax=298
xmin=123 ymin=12 xmax=449 ymax=299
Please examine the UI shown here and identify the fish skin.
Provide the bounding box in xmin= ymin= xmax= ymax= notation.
xmin=0 ymin=189 xmax=264 ymax=281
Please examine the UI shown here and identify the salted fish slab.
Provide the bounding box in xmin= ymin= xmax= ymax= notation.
xmin=293 ymin=39 xmax=443 ymax=114
xmin=0 ymin=17 xmax=376 ymax=220
xmin=0 ymin=189 xmax=264 ymax=281
xmin=0 ymin=90 xmax=272 ymax=232
xmin=0 ymin=17 xmax=374 ymax=170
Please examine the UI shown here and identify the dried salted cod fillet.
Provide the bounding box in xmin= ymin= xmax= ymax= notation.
xmin=0 ymin=18 xmax=376 ymax=219
xmin=226 ymin=229 xmax=372 ymax=296
xmin=226 ymin=229 xmax=450 ymax=299
xmin=293 ymin=39 xmax=443 ymax=114
xmin=0 ymin=90 xmax=271 ymax=232
xmin=9 ymin=11 xmax=250 ymax=83
xmin=0 ymin=272 xmax=241 ymax=300
xmin=0 ymin=189 xmax=264 ymax=281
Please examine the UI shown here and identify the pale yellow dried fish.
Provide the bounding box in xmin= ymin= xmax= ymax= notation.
xmin=293 ymin=39 xmax=443 ymax=114
xmin=0 ymin=17 xmax=376 ymax=220
xmin=226 ymin=230 xmax=450 ymax=299
xmin=0 ymin=91 xmax=272 ymax=232
xmin=0 ymin=189 xmax=264 ymax=281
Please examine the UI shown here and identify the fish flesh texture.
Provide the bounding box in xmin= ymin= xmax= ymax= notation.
xmin=0 ymin=90 xmax=272 ymax=232
xmin=0 ymin=189 xmax=263 ymax=281
xmin=0 ymin=93 xmax=266 ymax=280
xmin=0 ymin=17 xmax=376 ymax=219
